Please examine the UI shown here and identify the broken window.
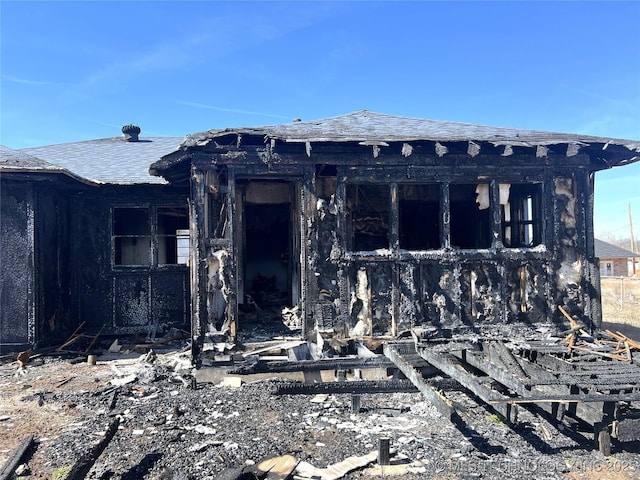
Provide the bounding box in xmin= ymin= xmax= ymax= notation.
xmin=450 ymin=184 xmax=491 ymax=249
xmin=346 ymin=184 xmax=390 ymax=251
xmin=157 ymin=207 xmax=189 ymax=264
xmin=501 ymin=184 xmax=542 ymax=248
xmin=113 ymin=207 xmax=151 ymax=266
xmin=113 ymin=207 xmax=189 ymax=266
xmin=399 ymin=184 xmax=441 ymax=250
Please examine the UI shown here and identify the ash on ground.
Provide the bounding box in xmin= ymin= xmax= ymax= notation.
xmin=1 ymin=345 xmax=638 ymax=480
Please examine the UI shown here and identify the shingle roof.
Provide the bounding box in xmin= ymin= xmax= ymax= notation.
xmin=153 ymin=111 xmax=640 ymax=176
xmin=1 ymin=145 xmax=65 ymax=171
xmin=1 ymin=145 xmax=93 ymax=184
xmin=187 ymin=110 xmax=640 ymax=147
xmin=595 ymin=239 xmax=639 ymax=258
xmin=20 ymin=136 xmax=183 ymax=185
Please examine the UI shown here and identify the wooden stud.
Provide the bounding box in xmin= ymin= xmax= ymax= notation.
xmin=378 ymin=437 xmax=390 ymax=465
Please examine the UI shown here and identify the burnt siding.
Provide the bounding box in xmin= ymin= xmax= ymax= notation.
xmin=0 ymin=182 xmax=35 ymax=352
xmin=71 ymin=186 xmax=190 ymax=336
xmin=35 ymin=187 xmax=74 ymax=347
xmin=187 ymin=146 xmax=602 ymax=353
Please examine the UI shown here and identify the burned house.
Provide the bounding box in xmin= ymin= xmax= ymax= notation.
xmin=149 ymin=111 xmax=640 ymax=364
xmin=2 ymin=112 xmax=640 ymax=356
xmin=1 ymin=130 xmax=189 ymax=353
xmin=3 ymin=112 xmax=640 ymax=454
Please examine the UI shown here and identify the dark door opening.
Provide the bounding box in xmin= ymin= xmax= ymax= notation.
xmin=244 ymin=203 xmax=291 ymax=310
xmin=237 ymin=179 xmax=300 ymax=334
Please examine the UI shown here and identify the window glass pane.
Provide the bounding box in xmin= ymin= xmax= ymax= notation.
xmin=346 ymin=184 xmax=389 ymax=251
xmin=115 ymin=237 xmax=151 ymax=265
xmin=501 ymin=184 xmax=542 ymax=248
xmin=399 ymin=184 xmax=440 ymax=250
xmin=113 ymin=208 xmax=151 ymax=265
xmin=450 ymin=184 xmax=491 ymax=249
xmin=158 ymin=207 xmax=189 ymax=264
xmin=113 ymin=207 xmax=150 ymax=235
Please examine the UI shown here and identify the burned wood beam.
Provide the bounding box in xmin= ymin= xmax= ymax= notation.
xmin=416 ymin=346 xmax=518 ymax=422
xmin=456 ymin=348 xmax=616 ymax=427
xmin=0 ymin=435 xmax=34 ymax=480
xmin=384 ymin=343 xmax=455 ymax=420
xmin=65 ymin=418 xmax=120 ymax=480
xmin=614 ymin=418 xmax=640 ymax=442
xmin=272 ymin=379 xmax=419 ymax=395
xmin=489 ymin=392 xmax=640 ymax=404
xmin=228 ymin=356 xmax=395 ymax=374
xmin=485 ymin=341 xmax=529 ymax=381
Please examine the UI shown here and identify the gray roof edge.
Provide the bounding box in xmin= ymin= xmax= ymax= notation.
xmin=595 ymin=239 xmax=640 ymax=258
xmin=184 ymin=110 xmax=640 ymax=147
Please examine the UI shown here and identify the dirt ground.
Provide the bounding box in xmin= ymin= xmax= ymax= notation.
xmin=1 ymin=338 xmax=639 ymax=480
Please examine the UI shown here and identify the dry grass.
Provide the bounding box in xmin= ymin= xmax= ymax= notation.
xmin=600 ymin=277 xmax=640 ymax=339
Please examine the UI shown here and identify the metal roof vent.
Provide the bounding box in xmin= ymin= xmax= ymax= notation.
xmin=122 ymin=124 xmax=141 ymax=142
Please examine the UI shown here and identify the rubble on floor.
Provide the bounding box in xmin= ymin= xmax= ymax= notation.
xmin=1 ymin=327 xmax=640 ymax=479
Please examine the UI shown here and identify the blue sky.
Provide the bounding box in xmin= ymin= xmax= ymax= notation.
xmin=1 ymin=1 xmax=639 ymax=239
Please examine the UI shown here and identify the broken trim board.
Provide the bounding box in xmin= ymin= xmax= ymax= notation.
xmin=295 ymin=450 xmax=378 ymax=480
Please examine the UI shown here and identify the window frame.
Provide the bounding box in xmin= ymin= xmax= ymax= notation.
xmin=111 ymin=205 xmax=189 ymax=270
xmin=500 ymin=183 xmax=544 ymax=249
xmin=341 ymin=177 xmax=546 ymax=255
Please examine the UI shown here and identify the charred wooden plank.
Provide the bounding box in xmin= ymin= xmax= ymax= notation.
xmin=485 ymin=341 xmax=530 ymax=380
xmin=272 ymin=379 xmax=418 ymax=395
xmin=454 ymin=348 xmax=608 ymax=426
xmin=416 ymin=346 xmax=518 ymax=422
xmin=383 ymin=342 xmax=455 ymax=420
xmin=489 ymin=392 xmax=640 ymax=404
xmin=614 ymin=418 xmax=640 ymax=442
xmin=65 ymin=418 xmax=120 ymax=480
xmin=0 ymin=435 xmax=33 ymax=480
xmin=228 ymin=356 xmax=395 ymax=374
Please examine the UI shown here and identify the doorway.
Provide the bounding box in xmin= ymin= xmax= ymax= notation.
xmin=238 ymin=180 xmax=299 ymax=329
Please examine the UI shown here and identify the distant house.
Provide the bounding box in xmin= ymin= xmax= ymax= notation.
xmin=2 ymin=113 xmax=640 ymax=358
xmin=595 ymin=238 xmax=639 ymax=277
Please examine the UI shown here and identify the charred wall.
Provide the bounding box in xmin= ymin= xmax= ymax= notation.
xmin=35 ymin=186 xmax=74 ymax=347
xmin=186 ymin=143 xmax=603 ymax=353
xmin=0 ymin=181 xmax=35 ymax=352
xmin=70 ymin=185 xmax=190 ymax=338
xmin=303 ymin=157 xmax=598 ymax=339
xmin=0 ymin=178 xmax=78 ymax=352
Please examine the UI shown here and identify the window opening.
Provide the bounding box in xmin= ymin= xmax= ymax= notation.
xmin=113 ymin=207 xmax=151 ymax=265
xmin=450 ymin=184 xmax=491 ymax=249
xmin=157 ymin=207 xmax=189 ymax=264
xmin=501 ymin=184 xmax=542 ymax=248
xmin=399 ymin=184 xmax=440 ymax=250
xmin=346 ymin=184 xmax=390 ymax=251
